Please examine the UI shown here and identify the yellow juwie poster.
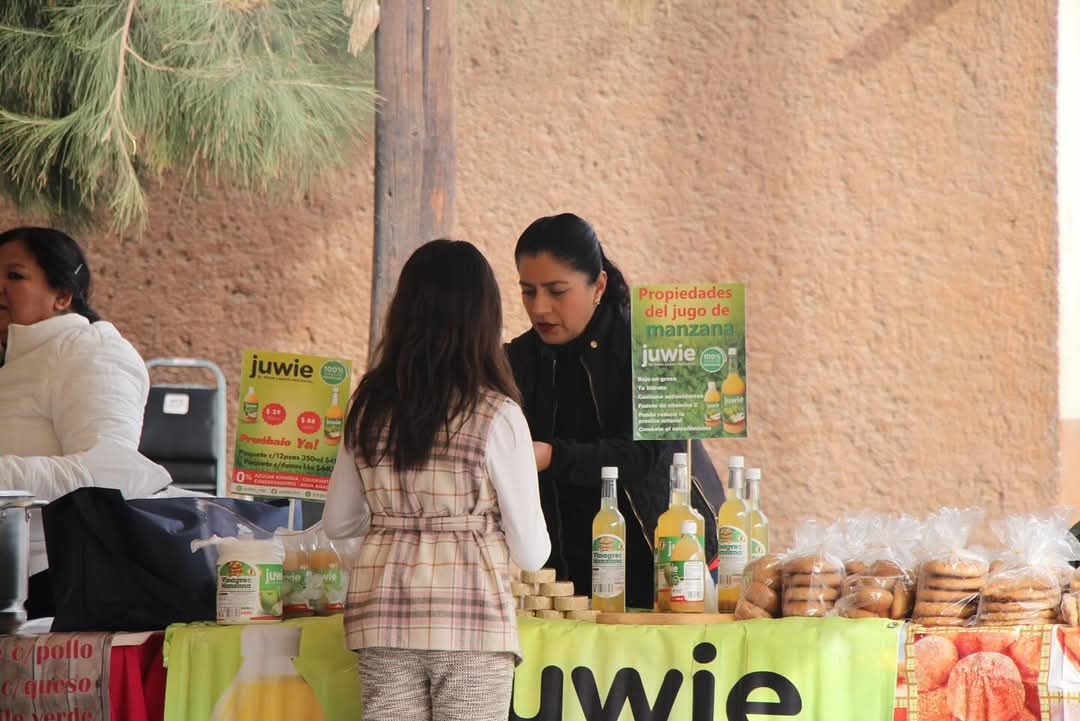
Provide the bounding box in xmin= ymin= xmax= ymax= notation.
xmin=231 ymin=349 xmax=352 ymax=501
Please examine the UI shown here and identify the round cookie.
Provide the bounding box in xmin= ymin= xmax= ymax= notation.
xmin=785 ymin=585 xmax=841 ymax=602
xmin=870 ymin=560 xmax=906 ymax=578
xmin=786 ymin=572 xmax=844 ymax=587
xmin=890 ymin=582 xmax=913 ymax=619
xmin=977 ymin=609 xmax=1058 ymax=625
xmin=845 ymin=560 xmax=868 ymax=575
xmin=980 ymin=599 xmax=1058 ymax=614
xmin=981 ymin=588 xmax=1060 ymax=604
xmin=745 ymin=581 xmax=780 ymax=615
xmin=923 ymin=574 xmax=987 ymax=592
xmin=783 ymin=600 xmax=832 ymax=617
xmin=850 ymin=587 xmax=893 ymax=614
xmin=749 ymin=554 xmax=784 ymax=587
xmin=1061 ymin=593 xmax=1080 ymax=626
xmin=1071 ymin=569 xmax=1080 ymax=593
xmin=914 ymin=616 xmax=971 ymax=627
xmin=917 ymin=587 xmax=977 ymax=603
xmin=845 ymin=575 xmax=894 ymax=592
xmin=783 ymin=555 xmax=844 ymax=576
xmin=983 ymin=575 xmax=1058 ymax=597
xmin=734 ymin=598 xmax=772 ymax=620
xmin=922 ymin=558 xmax=990 ymax=578
xmin=914 ymin=600 xmax=977 ymax=618
xmin=841 ymin=607 xmax=883 ymax=619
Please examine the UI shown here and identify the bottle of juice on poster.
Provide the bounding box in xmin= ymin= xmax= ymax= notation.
xmin=309 ymin=532 xmax=345 ymax=615
xmin=242 ymin=386 xmax=259 ymax=423
xmin=715 ymin=455 xmax=750 ymax=612
xmin=591 ymin=466 xmax=626 ymax=613
xmin=323 ymin=387 xmax=344 ymax=446
xmin=746 ymin=468 xmax=769 ymax=561
xmin=669 ymin=521 xmax=706 ymax=613
xmin=721 ymin=348 xmax=746 ymax=435
xmin=211 ymin=625 xmax=325 ymax=721
xmin=703 ymin=381 xmax=722 ymax=428
xmin=654 ymin=453 xmax=705 ymax=612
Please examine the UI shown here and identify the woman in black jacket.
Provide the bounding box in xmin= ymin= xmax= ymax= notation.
xmin=506 ymin=213 xmax=721 ymax=610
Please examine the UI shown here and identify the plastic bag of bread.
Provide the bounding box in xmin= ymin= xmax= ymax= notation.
xmin=780 ymin=519 xmax=846 ymax=618
xmin=834 ymin=513 xmax=921 ymax=620
xmin=1062 ymin=568 xmax=1080 ymax=626
xmin=734 ymin=553 xmax=783 ymax=620
xmin=974 ymin=509 xmax=1080 ymax=627
xmin=913 ymin=507 xmax=988 ymax=627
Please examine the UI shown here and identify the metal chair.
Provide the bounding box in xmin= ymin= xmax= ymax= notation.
xmin=138 ymin=358 xmax=228 ymax=496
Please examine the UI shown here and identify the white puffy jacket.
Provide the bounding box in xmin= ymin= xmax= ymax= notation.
xmin=0 ymin=313 xmax=172 ymax=574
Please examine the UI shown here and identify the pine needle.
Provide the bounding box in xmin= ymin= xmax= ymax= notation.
xmin=0 ymin=0 xmax=376 ymax=233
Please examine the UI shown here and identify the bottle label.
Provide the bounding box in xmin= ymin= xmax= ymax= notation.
xmin=591 ymin=534 xmax=625 ymax=598
xmin=656 ymin=535 xmax=679 ymax=599
xmin=311 ymin=566 xmax=346 ymax=613
xmin=670 ymin=560 xmax=705 ymax=603
xmin=722 ymin=393 xmax=746 ymax=426
xmin=217 ymin=561 xmax=283 ymax=622
xmin=242 ymin=401 xmax=259 ymax=422
xmin=282 ymin=568 xmax=312 ymax=614
xmin=704 ymin=399 xmax=722 ymax=427
xmin=324 ymin=417 xmax=344 ymax=440
xmin=750 ymin=538 xmax=767 ymax=561
xmin=716 ymin=525 xmax=749 ymax=588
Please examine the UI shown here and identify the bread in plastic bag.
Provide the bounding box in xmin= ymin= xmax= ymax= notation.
xmin=973 ymin=509 xmax=1080 ymax=626
xmin=834 ymin=513 xmax=920 ymax=620
xmin=735 ymin=553 xmax=783 ymax=619
xmin=913 ymin=507 xmax=988 ymax=627
xmin=781 ymin=520 xmax=845 ymax=618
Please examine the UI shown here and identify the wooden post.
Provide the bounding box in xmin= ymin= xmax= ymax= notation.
xmin=369 ymin=0 xmax=456 ymax=355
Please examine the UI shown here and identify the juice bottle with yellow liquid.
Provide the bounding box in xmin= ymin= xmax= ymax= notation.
xmin=212 ymin=625 xmax=325 ymax=721
xmin=746 ymin=467 xmax=769 ymax=561
xmin=280 ymin=533 xmax=313 ymax=618
xmin=323 ymin=386 xmax=344 ymax=446
xmin=703 ymin=381 xmax=722 ymax=428
xmin=591 ymin=466 xmax=626 ymax=613
xmin=669 ymin=520 xmax=706 ymax=613
xmin=309 ymin=532 xmax=345 ymax=615
xmin=654 ymin=453 xmax=705 ymax=612
xmin=715 ymin=455 xmax=750 ymax=612
xmin=242 ymin=386 xmax=259 ymax=424
xmin=721 ymin=347 xmax=746 ymax=435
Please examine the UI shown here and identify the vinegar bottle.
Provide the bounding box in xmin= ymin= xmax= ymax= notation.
xmin=242 ymin=386 xmax=259 ymax=423
xmin=654 ymin=453 xmax=705 ymax=612
xmin=746 ymin=468 xmax=769 ymax=561
xmin=211 ymin=625 xmax=325 ymax=721
xmin=715 ymin=455 xmax=750 ymax=612
xmin=323 ymin=387 xmax=344 ymax=446
xmin=669 ymin=521 xmax=705 ymax=613
xmin=721 ymin=348 xmax=746 ymax=435
xmin=591 ymin=466 xmax=626 ymax=613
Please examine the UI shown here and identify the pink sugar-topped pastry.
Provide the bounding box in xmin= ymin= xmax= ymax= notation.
xmin=947 ymin=652 xmax=1025 ymax=721
xmin=915 ymin=635 xmax=959 ymax=691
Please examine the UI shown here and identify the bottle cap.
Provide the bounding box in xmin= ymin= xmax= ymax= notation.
xmin=680 ymin=520 xmax=697 ymax=535
xmin=672 ymin=452 xmax=689 ymax=466
xmin=727 ymin=455 xmax=744 ymax=468
xmin=600 ymin=466 xmax=618 ymax=480
xmin=746 ymin=468 xmax=761 ymax=481
xmin=240 ymin=625 xmax=300 ymax=658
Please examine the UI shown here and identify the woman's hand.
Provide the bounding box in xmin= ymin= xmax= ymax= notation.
xmin=532 ymin=441 xmax=552 ymax=471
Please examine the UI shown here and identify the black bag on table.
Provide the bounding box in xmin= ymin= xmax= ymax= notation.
xmin=42 ymin=487 xmax=289 ymax=632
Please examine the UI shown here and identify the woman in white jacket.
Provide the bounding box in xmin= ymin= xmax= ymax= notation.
xmin=0 ymin=227 xmax=172 ymax=617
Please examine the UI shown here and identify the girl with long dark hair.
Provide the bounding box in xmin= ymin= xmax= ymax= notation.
xmin=324 ymin=239 xmax=549 ymax=721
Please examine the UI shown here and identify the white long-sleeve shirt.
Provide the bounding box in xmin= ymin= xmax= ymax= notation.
xmin=323 ymin=400 xmax=550 ymax=572
xmin=0 ymin=313 xmax=173 ymax=573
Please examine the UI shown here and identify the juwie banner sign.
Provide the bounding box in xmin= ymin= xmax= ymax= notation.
xmin=630 ymin=284 xmax=746 ymax=440
xmin=231 ymin=349 xmax=352 ymax=501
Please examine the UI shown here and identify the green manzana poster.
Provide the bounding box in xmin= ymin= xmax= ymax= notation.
xmin=630 ymin=284 xmax=746 ymax=441
xmin=232 ymin=349 xmax=352 ymax=501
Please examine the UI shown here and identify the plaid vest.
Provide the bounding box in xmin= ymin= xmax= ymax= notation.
xmin=343 ymin=391 xmax=521 ymax=659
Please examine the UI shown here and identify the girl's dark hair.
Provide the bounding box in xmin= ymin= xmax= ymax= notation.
xmin=345 ymin=239 xmax=521 ymax=471
xmin=0 ymin=226 xmax=100 ymax=323
xmin=514 ymin=213 xmax=630 ymax=311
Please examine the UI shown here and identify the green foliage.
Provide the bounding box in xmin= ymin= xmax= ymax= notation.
xmin=0 ymin=0 xmax=375 ymax=232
